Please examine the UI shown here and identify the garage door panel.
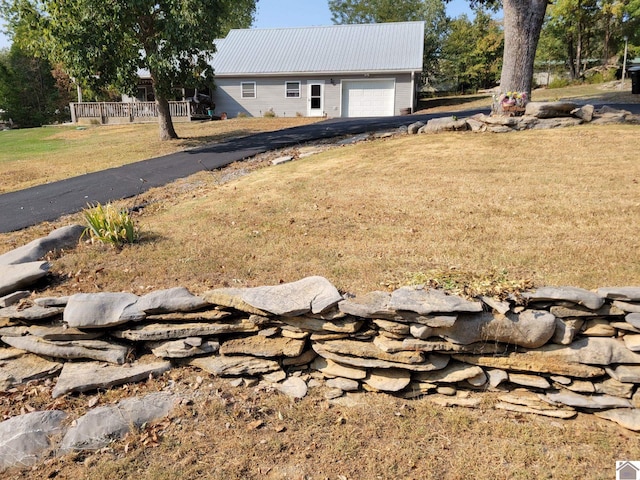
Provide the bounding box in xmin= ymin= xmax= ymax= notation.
xmin=342 ymin=80 xmax=395 ymax=117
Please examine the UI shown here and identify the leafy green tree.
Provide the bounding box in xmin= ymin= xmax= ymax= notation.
xmin=329 ymin=0 xmax=449 ymax=79
xmin=0 ymin=44 xmax=69 ymax=127
xmin=1 ymin=0 xmax=257 ymax=140
xmin=440 ymin=9 xmax=503 ymax=93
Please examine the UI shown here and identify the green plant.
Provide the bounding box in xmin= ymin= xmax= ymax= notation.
xmin=263 ymin=108 xmax=276 ymax=118
xmin=82 ymin=202 xmax=139 ymax=247
xmin=548 ymin=77 xmax=571 ymax=89
xmin=236 ymin=112 xmax=249 ymax=118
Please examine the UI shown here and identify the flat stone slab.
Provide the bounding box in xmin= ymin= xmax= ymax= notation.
xmin=508 ymin=373 xmax=551 ymax=389
xmin=313 ymin=343 xmax=449 ymax=372
xmin=219 ymin=336 xmax=306 ymax=358
xmin=495 ymin=402 xmax=577 ymax=419
xmin=52 ymin=359 xmax=172 ymax=398
xmin=0 ymin=353 xmax=62 ymax=391
xmin=311 ymin=356 xmax=367 ymax=380
xmin=0 ymin=225 xmax=84 ymax=266
xmin=112 ymin=318 xmax=260 ymax=341
xmin=313 ymin=338 xmax=425 ymax=364
xmin=278 ymin=315 xmax=363 ymax=333
xmin=453 ymin=352 xmax=605 ymax=378
xmin=148 ymin=337 xmax=220 ymax=358
xmin=415 ymin=362 xmax=484 ymax=384
xmin=0 ymin=291 xmax=30 ymax=308
xmin=240 ymin=276 xmax=343 ymax=316
xmin=133 ymin=287 xmax=210 ymax=314
xmin=595 ymin=408 xmax=640 ymax=432
xmin=59 ymin=392 xmax=176 ymax=452
xmin=338 ymin=291 xmax=396 ymax=319
xmin=144 ymin=309 xmax=231 ymax=322
xmin=543 ymin=390 xmax=632 ymax=409
xmin=0 ymin=304 xmax=65 ymax=322
xmin=27 ymin=324 xmax=103 ymax=341
xmin=388 ymin=286 xmax=482 ymax=315
xmin=64 ymin=292 xmax=142 ymax=329
xmin=364 ymin=368 xmax=411 ymax=392
xmin=425 ymin=394 xmax=481 ymax=408
xmin=614 ymin=301 xmax=640 ymax=313
xmin=623 ymin=335 xmax=640 ymax=352
xmin=325 ymin=377 xmax=360 ymax=391
xmin=522 ymin=286 xmax=604 ymax=310
xmin=536 ymin=337 xmax=640 ymax=365
xmin=627 ymin=313 xmax=640 ymax=329
xmin=201 ymin=288 xmax=269 ymax=315
xmin=437 ymin=310 xmax=556 ymax=349
xmin=190 ymin=355 xmax=281 ymax=376
xmin=597 ymin=287 xmax=640 ymax=302
xmin=0 ymin=261 xmax=50 ymax=297
xmin=606 ymin=365 xmax=640 ymax=383
xmin=2 ymin=335 xmax=130 ymax=364
xmin=0 ymin=410 xmax=67 ymax=472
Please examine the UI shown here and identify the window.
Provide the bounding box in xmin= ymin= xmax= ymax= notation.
xmin=241 ymin=82 xmax=256 ymax=98
xmin=285 ymin=81 xmax=300 ymax=98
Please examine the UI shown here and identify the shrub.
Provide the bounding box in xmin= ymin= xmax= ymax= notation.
xmin=548 ymin=77 xmax=571 ymax=89
xmin=82 ymin=202 xmax=139 ymax=247
xmin=236 ymin=112 xmax=249 ymax=118
xmin=263 ymin=108 xmax=276 ymax=118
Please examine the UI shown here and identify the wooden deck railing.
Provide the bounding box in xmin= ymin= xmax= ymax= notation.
xmin=70 ymin=101 xmax=192 ymax=124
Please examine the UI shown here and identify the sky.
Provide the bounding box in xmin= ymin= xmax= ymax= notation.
xmin=0 ymin=0 xmax=473 ymax=50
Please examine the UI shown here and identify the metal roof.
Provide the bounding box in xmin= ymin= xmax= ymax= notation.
xmin=211 ymin=21 xmax=425 ymax=76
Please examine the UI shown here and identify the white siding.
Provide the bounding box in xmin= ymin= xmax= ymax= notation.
xmin=213 ymin=73 xmax=413 ymax=119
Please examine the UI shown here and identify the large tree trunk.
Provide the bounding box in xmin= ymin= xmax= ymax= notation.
xmin=499 ymin=0 xmax=549 ymax=96
xmin=156 ymin=95 xmax=178 ymax=141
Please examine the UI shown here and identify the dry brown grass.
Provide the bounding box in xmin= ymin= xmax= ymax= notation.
xmin=0 ymin=117 xmax=320 ymax=194
xmin=2 ymin=120 xmax=640 ymax=479
xmin=7 ymin=123 xmax=637 ymax=298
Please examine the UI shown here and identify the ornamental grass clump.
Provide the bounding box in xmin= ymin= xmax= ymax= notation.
xmin=82 ymin=203 xmax=138 ymax=247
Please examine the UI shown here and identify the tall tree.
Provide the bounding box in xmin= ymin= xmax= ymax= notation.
xmin=1 ymin=0 xmax=257 ymax=140
xmin=0 ymin=44 xmax=69 ymax=127
xmin=440 ymin=9 xmax=503 ymax=93
xmin=329 ymin=0 xmax=449 ymax=78
xmin=499 ymin=0 xmax=548 ymax=95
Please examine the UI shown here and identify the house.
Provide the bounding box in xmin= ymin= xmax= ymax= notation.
xmin=70 ymin=21 xmax=425 ymax=124
xmin=618 ymin=461 xmax=640 ymax=480
xmin=210 ymin=21 xmax=425 ymax=119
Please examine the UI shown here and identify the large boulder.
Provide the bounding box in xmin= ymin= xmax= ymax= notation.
xmin=524 ymin=101 xmax=579 ymax=118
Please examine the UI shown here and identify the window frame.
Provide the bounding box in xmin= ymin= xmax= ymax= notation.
xmin=241 ymin=82 xmax=256 ymax=99
xmin=285 ymin=81 xmax=301 ymax=98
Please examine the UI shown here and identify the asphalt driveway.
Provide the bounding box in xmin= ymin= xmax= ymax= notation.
xmin=0 ymin=111 xmax=482 ymax=233
xmin=1 ymin=102 xmax=637 ymax=234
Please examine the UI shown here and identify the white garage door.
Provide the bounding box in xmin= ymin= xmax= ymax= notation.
xmin=342 ymin=79 xmax=395 ymax=117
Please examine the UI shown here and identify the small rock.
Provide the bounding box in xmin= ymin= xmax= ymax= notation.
xmin=310 ymin=356 xmax=367 ymax=380
xmin=364 ymin=368 xmax=411 ymax=392
xmin=274 ymin=377 xmax=307 ymax=399
xmin=326 ymin=377 xmax=360 ymax=391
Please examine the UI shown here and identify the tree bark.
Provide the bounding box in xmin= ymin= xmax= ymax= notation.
xmin=156 ymin=94 xmax=179 ymax=141
xmin=499 ymin=0 xmax=549 ymax=96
